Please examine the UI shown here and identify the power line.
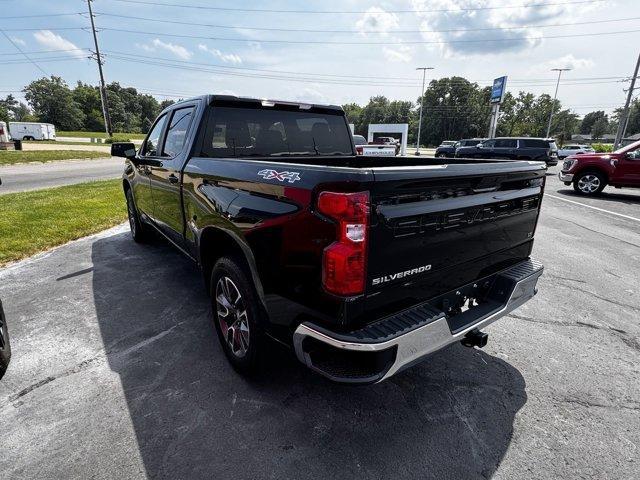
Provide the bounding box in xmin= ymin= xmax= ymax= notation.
xmin=92 ymin=12 xmax=640 ymax=34
xmin=0 ymin=28 xmax=48 ymax=75
xmin=104 ymin=53 xmax=634 ymax=89
xmin=103 ymin=50 xmax=630 ymax=86
xmin=0 ymin=12 xmax=84 ymax=19
xmin=109 ymin=0 xmax=603 ymax=14
xmin=0 ymin=48 xmax=91 ymax=56
xmin=96 ymin=26 xmax=640 ymax=45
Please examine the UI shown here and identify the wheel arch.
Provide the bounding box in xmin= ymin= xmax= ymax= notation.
xmin=574 ymin=166 xmax=609 ymax=183
xmin=198 ymin=226 xmax=266 ymax=308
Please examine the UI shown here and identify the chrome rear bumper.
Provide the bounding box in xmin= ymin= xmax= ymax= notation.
xmin=294 ymin=259 xmax=543 ymax=384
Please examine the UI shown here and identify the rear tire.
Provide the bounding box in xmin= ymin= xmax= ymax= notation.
xmin=573 ymin=171 xmax=606 ymax=195
xmin=125 ymin=188 xmax=149 ymax=243
xmin=0 ymin=303 xmax=11 ymax=380
xmin=211 ymin=256 xmax=266 ymax=375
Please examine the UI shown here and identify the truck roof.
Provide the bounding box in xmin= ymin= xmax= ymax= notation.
xmin=9 ymin=122 xmax=55 ymax=126
xmin=167 ymin=94 xmax=343 ymax=112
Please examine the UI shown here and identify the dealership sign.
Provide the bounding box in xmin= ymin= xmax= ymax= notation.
xmin=490 ymin=76 xmax=508 ymax=104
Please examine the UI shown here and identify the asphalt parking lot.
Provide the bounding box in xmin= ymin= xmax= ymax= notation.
xmin=0 ymin=169 xmax=638 ymax=480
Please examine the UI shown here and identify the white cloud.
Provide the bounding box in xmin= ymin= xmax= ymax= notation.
xmin=198 ymin=44 xmax=242 ymax=64
xmin=33 ymin=30 xmax=84 ymax=58
xmin=534 ymin=54 xmax=595 ymax=73
xmin=383 ymin=45 xmax=413 ymax=63
xmin=135 ymin=42 xmax=155 ymax=53
xmin=356 ymin=7 xmax=400 ymax=37
xmin=152 ymin=38 xmax=192 ymax=59
xmin=410 ymin=0 xmax=581 ymax=57
xmin=135 ymin=38 xmax=192 ymax=59
xmin=293 ymin=87 xmax=329 ymax=105
xmin=10 ymin=37 xmax=26 ymax=46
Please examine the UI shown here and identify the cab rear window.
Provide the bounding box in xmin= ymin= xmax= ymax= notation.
xmin=200 ymin=105 xmax=353 ymax=158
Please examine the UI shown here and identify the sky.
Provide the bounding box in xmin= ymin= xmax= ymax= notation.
xmin=1 ymin=0 xmax=639 ymax=117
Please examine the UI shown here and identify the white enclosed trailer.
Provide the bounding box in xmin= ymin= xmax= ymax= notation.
xmin=8 ymin=122 xmax=56 ymax=141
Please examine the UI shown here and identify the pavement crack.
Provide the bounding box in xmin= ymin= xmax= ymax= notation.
xmin=546 ymin=274 xmax=587 ymax=284
xmin=508 ymin=315 xmax=640 ymax=354
xmin=569 ymin=285 xmax=640 ymax=313
xmin=2 ymin=322 xmax=185 ymax=408
xmin=555 ymin=217 xmax=640 ymax=249
xmin=6 ymin=355 xmax=103 ymax=404
xmin=559 ymin=397 xmax=640 ymax=412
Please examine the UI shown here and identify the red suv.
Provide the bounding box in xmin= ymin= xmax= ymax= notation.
xmin=559 ymin=139 xmax=640 ymax=195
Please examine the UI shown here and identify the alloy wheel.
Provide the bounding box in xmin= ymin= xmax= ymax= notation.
xmin=577 ymin=174 xmax=601 ymax=194
xmin=215 ymin=276 xmax=250 ymax=358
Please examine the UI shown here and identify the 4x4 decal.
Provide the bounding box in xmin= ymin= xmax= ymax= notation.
xmin=257 ymin=169 xmax=301 ymax=183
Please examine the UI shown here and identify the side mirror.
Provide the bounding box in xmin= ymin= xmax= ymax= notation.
xmin=111 ymin=142 xmax=136 ymax=159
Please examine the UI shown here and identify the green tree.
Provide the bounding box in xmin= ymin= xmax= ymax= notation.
xmin=23 ymin=76 xmax=85 ymax=130
xmin=343 ymin=102 xmax=363 ymax=133
xmin=590 ymin=117 xmax=609 ymax=140
xmin=416 ymin=77 xmax=489 ymax=146
xmin=613 ymin=98 xmax=640 ymax=137
xmin=138 ymin=94 xmax=160 ymax=133
xmin=11 ymin=102 xmax=34 ymax=121
xmin=0 ymin=103 xmax=8 ymax=124
xmin=73 ymin=82 xmax=105 ymax=132
xmin=159 ymin=99 xmax=175 ymax=111
xmin=580 ymin=111 xmax=607 ymax=134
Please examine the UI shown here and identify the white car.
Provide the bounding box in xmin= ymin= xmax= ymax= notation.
xmin=557 ymin=144 xmax=595 ymax=159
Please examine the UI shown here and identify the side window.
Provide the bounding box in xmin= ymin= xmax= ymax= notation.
xmin=142 ymin=113 xmax=168 ymax=157
xmin=163 ymin=107 xmax=195 ymax=157
xmin=482 ymin=140 xmax=495 ymax=148
xmin=495 ymin=139 xmax=517 ymax=148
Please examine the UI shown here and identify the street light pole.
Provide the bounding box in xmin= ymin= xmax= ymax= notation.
xmin=546 ymin=67 xmax=571 ymax=138
xmin=415 ymin=67 xmax=434 ymax=155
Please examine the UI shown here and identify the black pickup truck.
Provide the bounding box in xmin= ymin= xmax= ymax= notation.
xmin=112 ymin=95 xmax=545 ymax=384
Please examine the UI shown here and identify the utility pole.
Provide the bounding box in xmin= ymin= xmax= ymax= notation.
xmin=614 ymin=52 xmax=640 ymax=149
xmin=546 ymin=68 xmax=571 ymax=138
xmin=87 ymin=0 xmax=112 ymax=137
xmin=415 ymin=67 xmax=434 ymax=155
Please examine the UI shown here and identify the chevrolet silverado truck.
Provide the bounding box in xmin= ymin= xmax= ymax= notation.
xmin=111 ymin=95 xmax=545 ymax=384
xmin=559 ymin=139 xmax=640 ymax=195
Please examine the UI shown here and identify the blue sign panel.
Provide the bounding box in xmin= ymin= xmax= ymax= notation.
xmin=490 ymin=76 xmax=507 ymax=104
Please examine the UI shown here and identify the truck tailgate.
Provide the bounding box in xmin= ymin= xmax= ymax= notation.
xmin=365 ymin=161 xmax=545 ymax=312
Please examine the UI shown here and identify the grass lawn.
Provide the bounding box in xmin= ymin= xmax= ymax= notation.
xmin=58 ymin=130 xmax=146 ymax=140
xmin=0 ymin=150 xmax=108 ymax=166
xmin=0 ymin=179 xmax=126 ymax=265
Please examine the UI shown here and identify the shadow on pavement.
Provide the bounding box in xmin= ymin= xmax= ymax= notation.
xmin=553 ymin=187 xmax=640 ymax=206
xmin=92 ymin=232 xmax=527 ymax=480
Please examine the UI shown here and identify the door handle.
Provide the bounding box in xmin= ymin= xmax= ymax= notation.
xmin=168 ymin=174 xmax=179 ymax=184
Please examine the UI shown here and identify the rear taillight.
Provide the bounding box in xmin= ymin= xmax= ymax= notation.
xmin=317 ymin=191 xmax=369 ymax=296
xmin=355 ymin=145 xmax=363 ymax=155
